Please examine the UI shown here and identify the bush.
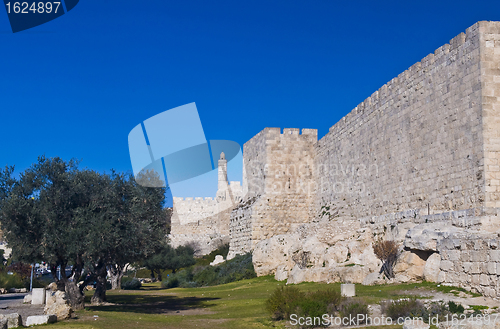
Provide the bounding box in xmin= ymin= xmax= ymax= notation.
xmin=373 ymin=240 xmax=399 ymax=279
xmin=339 ymin=301 xmax=370 ymax=324
xmin=266 ymin=286 xmax=344 ymax=325
xmin=266 ymin=286 xmax=305 ymax=320
xmin=162 ymin=276 xmax=179 ymax=288
xmin=0 ymin=272 xmax=25 ymax=290
xmin=121 ymin=277 xmax=141 ymax=290
xmin=383 ymin=298 xmax=427 ymax=320
xmin=161 ymin=252 xmax=256 ymax=288
xmin=448 ymin=301 xmax=464 ymax=314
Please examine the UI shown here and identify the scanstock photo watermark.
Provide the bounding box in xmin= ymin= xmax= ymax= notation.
xmin=289 ymin=313 xmax=500 ymax=327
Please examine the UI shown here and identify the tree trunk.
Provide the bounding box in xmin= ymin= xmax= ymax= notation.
xmin=157 ymin=273 xmax=162 ymax=282
xmin=50 ymin=262 xmax=85 ymax=310
xmin=91 ymin=261 xmax=107 ymax=305
xmin=108 ymin=264 xmax=127 ymax=290
xmin=65 ymin=280 xmax=85 ymax=310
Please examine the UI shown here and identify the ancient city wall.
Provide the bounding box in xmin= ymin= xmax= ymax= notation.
xmin=481 ymin=22 xmax=500 ymax=208
xmin=228 ymin=128 xmax=317 ymax=257
xmin=315 ymin=21 xmax=485 ymax=219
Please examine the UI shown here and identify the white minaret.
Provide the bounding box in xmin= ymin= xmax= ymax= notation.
xmin=218 ymin=152 xmax=228 ymax=190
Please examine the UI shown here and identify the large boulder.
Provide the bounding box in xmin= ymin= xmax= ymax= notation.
xmin=423 ymin=252 xmax=441 ymax=282
xmin=26 ymin=315 xmax=57 ymax=326
xmin=252 ymin=234 xmax=300 ymax=276
xmin=394 ymin=250 xmax=426 ymax=282
xmin=404 ymin=222 xmax=458 ymax=252
xmin=44 ymin=290 xmax=72 ymax=320
xmin=0 ymin=313 xmax=21 ymax=328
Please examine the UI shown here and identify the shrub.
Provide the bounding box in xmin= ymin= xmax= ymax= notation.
xmin=0 ymin=272 xmax=25 ymax=290
xmin=266 ymin=286 xmax=344 ymax=325
xmin=383 ymin=298 xmax=427 ymax=320
xmin=373 ymin=240 xmax=399 ymax=279
xmin=266 ymin=285 xmax=305 ymax=320
xmin=448 ymin=301 xmax=464 ymax=314
xmin=121 ymin=277 xmax=141 ymax=290
xmin=161 ymin=252 xmax=256 ymax=288
xmin=339 ymin=301 xmax=370 ymax=324
xmin=162 ymin=276 xmax=179 ymax=289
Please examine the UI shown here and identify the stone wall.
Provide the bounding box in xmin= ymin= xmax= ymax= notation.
xmin=228 ymin=128 xmax=317 ymax=258
xmin=315 ymin=21 xmax=485 ymax=219
xmin=169 ymin=153 xmax=243 ymax=255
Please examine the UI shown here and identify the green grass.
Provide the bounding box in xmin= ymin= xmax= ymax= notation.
xmin=49 ymin=277 xmax=481 ymax=329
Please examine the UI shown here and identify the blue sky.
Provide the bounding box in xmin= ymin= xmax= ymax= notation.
xmin=0 ymin=0 xmax=498 ymax=204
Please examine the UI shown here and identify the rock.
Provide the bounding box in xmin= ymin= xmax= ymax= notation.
xmin=341 ymin=283 xmax=355 ymax=297
xmin=32 ymin=288 xmax=46 ymax=305
xmin=23 ymin=294 xmax=32 ymax=304
xmin=26 ymin=315 xmax=57 ymax=326
xmin=362 ymin=271 xmax=386 ymax=285
xmin=252 ymin=234 xmax=300 ymax=276
xmin=0 ymin=288 xmax=6 ymax=294
xmin=274 ymin=265 xmax=288 ymax=281
xmin=44 ymin=291 xmax=72 ymax=320
xmin=46 ymin=282 xmax=57 ymax=291
xmin=0 ymin=313 xmax=21 ymax=328
xmin=210 ymin=255 xmax=225 ymax=266
xmin=423 ymin=253 xmax=441 ymax=282
xmin=404 ymin=222 xmax=458 ymax=252
xmin=0 ymin=319 xmax=6 ymax=329
xmin=394 ymin=250 xmax=426 ymax=282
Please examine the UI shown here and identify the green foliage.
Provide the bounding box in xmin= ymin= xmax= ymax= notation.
xmin=339 ymin=301 xmax=370 ymax=324
xmin=196 ymin=243 xmax=230 ymax=266
xmin=0 ymin=157 xmax=168 ymax=306
xmin=266 ymin=286 xmax=344 ymax=325
xmin=265 ymin=285 xmax=305 ymax=320
xmin=121 ymin=277 xmax=142 ymax=290
xmin=142 ymin=244 xmax=196 ymax=281
xmin=0 ymin=272 xmax=25 ymax=289
xmin=448 ymin=301 xmax=464 ymax=314
xmin=161 ymin=253 xmax=256 ymax=288
xmin=383 ymin=298 xmax=427 ymax=320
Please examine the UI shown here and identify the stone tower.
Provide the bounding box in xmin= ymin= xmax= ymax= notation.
xmin=218 ymin=152 xmax=228 ymax=190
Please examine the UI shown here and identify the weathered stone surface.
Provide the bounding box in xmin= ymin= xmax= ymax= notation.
xmin=23 ymin=294 xmax=32 ymax=304
xmin=0 ymin=319 xmax=6 ymax=329
xmin=209 ymin=255 xmax=225 ymax=266
xmin=44 ymin=291 xmax=72 ymax=320
xmin=394 ymin=250 xmax=426 ymax=282
xmin=0 ymin=313 xmax=21 ymax=328
xmin=32 ymin=288 xmax=45 ymax=305
xmin=423 ymin=253 xmax=441 ymax=283
xmin=274 ymin=265 xmax=288 ymax=281
xmin=362 ymin=271 xmax=386 ymax=286
xmin=26 ymin=315 xmax=57 ymax=326
xmin=340 ymin=284 xmax=355 ymax=297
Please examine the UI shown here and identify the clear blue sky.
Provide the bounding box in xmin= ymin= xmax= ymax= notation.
xmin=0 ymin=0 xmax=498 ymax=204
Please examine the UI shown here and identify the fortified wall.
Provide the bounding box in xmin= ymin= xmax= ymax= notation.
xmin=169 ymin=153 xmax=243 ymax=255
xmin=229 ymin=21 xmax=500 ymax=297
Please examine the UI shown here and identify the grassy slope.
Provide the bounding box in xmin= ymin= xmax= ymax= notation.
xmin=50 ymin=277 xmax=470 ymax=329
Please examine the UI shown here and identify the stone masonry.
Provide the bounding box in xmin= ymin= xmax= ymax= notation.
xmin=227 ymin=21 xmax=500 ymax=297
xmin=169 ymin=152 xmax=243 ymax=255
xmin=173 ymin=21 xmax=500 ymax=296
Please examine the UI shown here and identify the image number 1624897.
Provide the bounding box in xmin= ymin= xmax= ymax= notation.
xmin=5 ymin=1 xmax=61 ymax=14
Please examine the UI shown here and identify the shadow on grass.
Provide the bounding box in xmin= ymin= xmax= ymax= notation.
xmin=85 ymin=293 xmax=219 ymax=314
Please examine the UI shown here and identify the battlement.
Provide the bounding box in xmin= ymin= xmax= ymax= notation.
xmin=173 ymin=196 xmax=217 ymax=203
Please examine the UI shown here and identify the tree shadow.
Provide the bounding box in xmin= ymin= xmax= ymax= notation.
xmin=84 ymin=294 xmax=219 ymax=314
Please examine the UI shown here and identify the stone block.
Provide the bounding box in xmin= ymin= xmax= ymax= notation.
xmin=490 ymin=250 xmax=500 ymax=261
xmin=487 ymin=262 xmax=497 ymax=275
xmin=340 ymin=283 xmax=355 ymax=297
xmin=32 ymin=288 xmax=45 ymax=305
xmin=0 ymin=313 xmax=21 ymax=328
xmin=25 ymin=315 xmax=57 ymax=326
